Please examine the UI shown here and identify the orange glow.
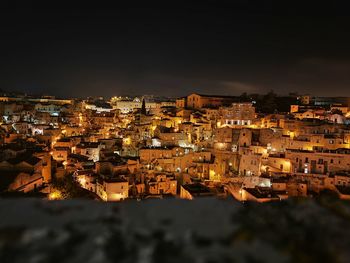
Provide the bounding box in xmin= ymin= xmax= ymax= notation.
xmin=48 ymin=190 xmax=62 ymax=200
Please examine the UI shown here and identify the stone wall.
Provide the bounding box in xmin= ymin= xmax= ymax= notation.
xmin=0 ymin=197 xmax=349 ymax=263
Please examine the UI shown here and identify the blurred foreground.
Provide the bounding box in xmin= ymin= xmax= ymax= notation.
xmin=0 ymin=196 xmax=349 ymax=263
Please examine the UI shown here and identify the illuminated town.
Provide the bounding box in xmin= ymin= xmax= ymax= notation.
xmin=2 ymin=4 xmax=350 ymax=262
xmin=1 ymin=92 xmax=350 ymax=202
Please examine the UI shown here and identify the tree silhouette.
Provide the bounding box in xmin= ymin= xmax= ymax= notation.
xmin=261 ymin=90 xmax=278 ymax=113
xmin=141 ymin=98 xmax=146 ymax=115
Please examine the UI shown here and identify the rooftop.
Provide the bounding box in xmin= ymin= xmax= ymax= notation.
xmin=182 ymin=183 xmax=213 ymax=196
xmin=244 ymin=187 xmax=280 ymax=199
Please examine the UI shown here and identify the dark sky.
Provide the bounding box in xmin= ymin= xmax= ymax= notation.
xmin=1 ymin=2 xmax=350 ymax=98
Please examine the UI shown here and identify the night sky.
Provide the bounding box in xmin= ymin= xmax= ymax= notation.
xmin=1 ymin=2 xmax=350 ymax=98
